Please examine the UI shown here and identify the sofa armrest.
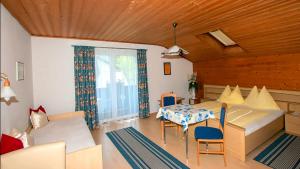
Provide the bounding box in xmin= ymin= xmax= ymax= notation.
xmin=1 ymin=142 xmax=66 ymax=169
xmin=66 ymin=144 xmax=103 ymax=169
xmin=48 ymin=111 xmax=85 ymax=121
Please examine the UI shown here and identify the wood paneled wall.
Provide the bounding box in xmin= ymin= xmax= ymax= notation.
xmin=193 ymin=53 xmax=300 ymax=98
xmin=3 ymin=0 xmax=300 ymax=62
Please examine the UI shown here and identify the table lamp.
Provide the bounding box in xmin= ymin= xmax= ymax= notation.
xmin=1 ymin=73 xmax=16 ymax=101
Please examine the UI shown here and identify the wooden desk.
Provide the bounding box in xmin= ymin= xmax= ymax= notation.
xmin=158 ymin=97 xmax=185 ymax=107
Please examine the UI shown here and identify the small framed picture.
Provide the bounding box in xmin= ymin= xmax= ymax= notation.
xmin=163 ymin=62 xmax=171 ymax=75
xmin=16 ymin=62 xmax=24 ymax=81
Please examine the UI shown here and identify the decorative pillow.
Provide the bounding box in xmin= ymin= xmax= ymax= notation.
xmin=217 ymin=85 xmax=231 ymax=102
xmin=224 ymin=85 xmax=244 ymax=104
xmin=0 ymin=134 xmax=24 ymax=155
xmin=29 ymin=105 xmax=46 ymax=115
xmin=253 ymin=86 xmax=280 ymax=110
xmin=244 ymin=86 xmax=259 ymax=106
xmin=30 ymin=110 xmax=49 ymax=129
xmin=9 ymin=128 xmax=33 ymax=148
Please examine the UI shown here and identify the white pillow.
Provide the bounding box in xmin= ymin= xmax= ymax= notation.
xmin=225 ymin=85 xmax=244 ymax=104
xmin=253 ymin=86 xmax=280 ymax=110
xmin=217 ymin=85 xmax=231 ymax=102
xmin=30 ymin=110 xmax=48 ymax=129
xmin=244 ymin=86 xmax=259 ymax=106
xmin=9 ymin=128 xmax=34 ymax=148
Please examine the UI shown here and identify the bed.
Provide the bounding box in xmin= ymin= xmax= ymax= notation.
xmin=195 ymin=101 xmax=284 ymax=136
xmin=194 ymin=85 xmax=300 ymax=161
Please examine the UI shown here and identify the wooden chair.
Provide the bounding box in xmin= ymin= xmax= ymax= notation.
xmin=160 ymin=92 xmax=181 ymax=140
xmin=194 ymin=103 xmax=228 ymax=166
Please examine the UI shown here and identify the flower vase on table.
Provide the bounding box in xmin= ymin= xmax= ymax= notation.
xmin=190 ymin=88 xmax=196 ymax=99
xmin=188 ymin=73 xmax=199 ymax=100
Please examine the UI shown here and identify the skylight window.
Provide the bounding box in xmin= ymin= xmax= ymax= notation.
xmin=209 ymin=29 xmax=237 ymax=46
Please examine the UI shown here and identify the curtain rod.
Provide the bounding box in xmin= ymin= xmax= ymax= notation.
xmin=71 ymin=45 xmax=147 ymax=51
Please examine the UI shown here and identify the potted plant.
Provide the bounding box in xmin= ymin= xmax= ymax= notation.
xmin=188 ymin=73 xmax=199 ymax=99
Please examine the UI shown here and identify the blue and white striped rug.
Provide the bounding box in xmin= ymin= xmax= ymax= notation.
xmin=106 ymin=127 xmax=189 ymax=169
xmin=254 ymin=133 xmax=300 ymax=169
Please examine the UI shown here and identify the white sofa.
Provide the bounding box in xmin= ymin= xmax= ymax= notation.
xmin=1 ymin=111 xmax=103 ymax=169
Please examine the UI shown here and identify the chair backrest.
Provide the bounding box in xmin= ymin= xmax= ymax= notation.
xmin=161 ymin=93 xmax=177 ymax=107
xmin=219 ymin=103 xmax=227 ymax=129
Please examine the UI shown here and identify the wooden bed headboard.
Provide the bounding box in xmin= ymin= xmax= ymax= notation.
xmin=203 ymin=84 xmax=300 ymax=112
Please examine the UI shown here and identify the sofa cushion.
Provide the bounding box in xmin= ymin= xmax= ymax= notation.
xmin=29 ymin=105 xmax=46 ymax=115
xmin=31 ymin=117 xmax=95 ymax=153
xmin=0 ymin=134 xmax=24 ymax=155
xmin=30 ymin=111 xmax=49 ymax=129
xmin=9 ymin=128 xmax=33 ymax=148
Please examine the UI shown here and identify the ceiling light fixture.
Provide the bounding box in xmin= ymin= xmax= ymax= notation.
xmin=209 ymin=29 xmax=237 ymax=46
xmin=161 ymin=22 xmax=189 ymax=59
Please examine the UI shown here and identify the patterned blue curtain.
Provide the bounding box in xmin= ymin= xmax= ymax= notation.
xmin=137 ymin=49 xmax=150 ymax=118
xmin=74 ymin=46 xmax=99 ymax=129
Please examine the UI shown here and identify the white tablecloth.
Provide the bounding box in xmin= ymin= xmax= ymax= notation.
xmin=156 ymin=104 xmax=215 ymax=131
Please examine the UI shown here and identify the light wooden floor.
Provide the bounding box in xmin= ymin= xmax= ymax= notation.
xmin=92 ymin=113 xmax=277 ymax=169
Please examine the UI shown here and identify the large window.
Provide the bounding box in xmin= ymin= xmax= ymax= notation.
xmin=95 ymin=48 xmax=138 ymax=122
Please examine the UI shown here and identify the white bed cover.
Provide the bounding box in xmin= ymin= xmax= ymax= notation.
xmin=31 ymin=117 xmax=96 ymax=153
xmin=194 ymin=101 xmax=284 ymax=136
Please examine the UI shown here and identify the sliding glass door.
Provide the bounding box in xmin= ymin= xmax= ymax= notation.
xmin=95 ymin=48 xmax=138 ymax=122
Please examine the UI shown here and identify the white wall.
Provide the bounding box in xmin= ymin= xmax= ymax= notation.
xmin=1 ymin=5 xmax=33 ymax=134
xmin=31 ymin=37 xmax=193 ymax=115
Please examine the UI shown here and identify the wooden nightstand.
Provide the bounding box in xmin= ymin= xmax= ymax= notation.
xmin=285 ymin=111 xmax=300 ymax=136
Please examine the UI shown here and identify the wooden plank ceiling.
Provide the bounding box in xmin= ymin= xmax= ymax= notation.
xmin=2 ymin=0 xmax=300 ymax=62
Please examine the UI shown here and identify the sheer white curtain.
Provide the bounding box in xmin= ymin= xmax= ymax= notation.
xmin=95 ymin=48 xmax=138 ymax=122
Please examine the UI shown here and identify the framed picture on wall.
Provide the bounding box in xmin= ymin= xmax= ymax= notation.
xmin=16 ymin=61 xmax=24 ymax=81
xmin=163 ymin=62 xmax=171 ymax=75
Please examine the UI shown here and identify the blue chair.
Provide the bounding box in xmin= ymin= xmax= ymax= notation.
xmin=160 ymin=93 xmax=180 ymax=140
xmin=194 ymin=103 xmax=227 ymax=166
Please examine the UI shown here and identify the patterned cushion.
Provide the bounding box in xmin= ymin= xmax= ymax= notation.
xmin=29 ymin=105 xmax=46 ymax=115
xmin=194 ymin=126 xmax=223 ymax=140
xmin=9 ymin=128 xmax=33 ymax=148
xmin=30 ymin=110 xmax=49 ymax=129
